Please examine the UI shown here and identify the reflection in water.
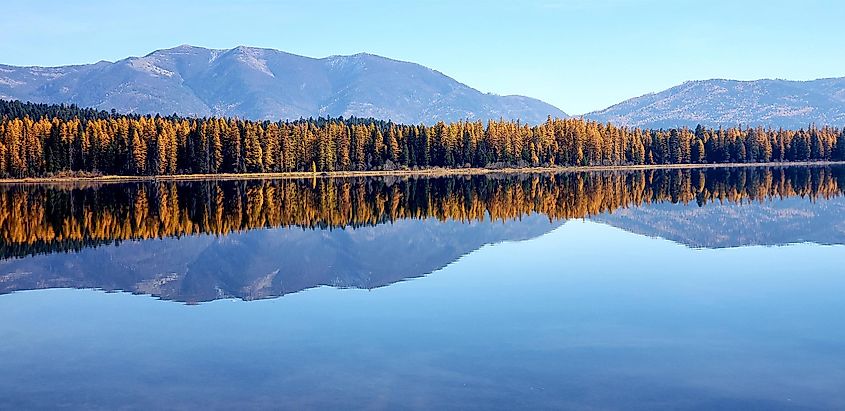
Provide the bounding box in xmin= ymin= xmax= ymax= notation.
xmin=2 ymin=167 xmax=845 ymax=410
xmin=595 ymin=196 xmax=845 ymax=248
xmin=0 ymin=166 xmax=843 ymax=258
xmin=0 ymin=166 xmax=843 ymax=303
xmin=0 ymin=217 xmax=559 ymax=303
xmin=0 ymin=168 xmax=845 ymax=302
xmin=2 ymin=220 xmax=844 ymax=409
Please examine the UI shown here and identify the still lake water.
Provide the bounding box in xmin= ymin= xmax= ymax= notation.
xmin=1 ymin=167 xmax=844 ymax=409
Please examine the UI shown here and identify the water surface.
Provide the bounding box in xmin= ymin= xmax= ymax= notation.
xmin=1 ymin=167 xmax=844 ymax=409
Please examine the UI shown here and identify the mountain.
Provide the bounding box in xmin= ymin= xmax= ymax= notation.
xmin=586 ymin=78 xmax=845 ymax=129
xmin=0 ymin=45 xmax=566 ymax=124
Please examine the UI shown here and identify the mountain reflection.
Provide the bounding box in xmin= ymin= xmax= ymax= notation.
xmin=0 ymin=166 xmax=844 ymax=302
xmin=0 ymin=217 xmax=559 ymax=303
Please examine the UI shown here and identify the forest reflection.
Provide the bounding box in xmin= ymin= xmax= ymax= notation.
xmin=0 ymin=166 xmax=842 ymax=259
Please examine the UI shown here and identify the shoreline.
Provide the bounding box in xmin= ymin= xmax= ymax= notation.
xmin=0 ymin=161 xmax=843 ymax=185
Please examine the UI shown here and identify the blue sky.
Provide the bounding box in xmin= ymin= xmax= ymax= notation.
xmin=1 ymin=0 xmax=842 ymax=114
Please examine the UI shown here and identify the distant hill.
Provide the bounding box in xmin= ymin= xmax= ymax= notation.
xmin=0 ymin=45 xmax=566 ymax=124
xmin=586 ymin=78 xmax=845 ymax=129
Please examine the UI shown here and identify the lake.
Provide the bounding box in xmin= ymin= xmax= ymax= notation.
xmin=1 ymin=166 xmax=844 ymax=410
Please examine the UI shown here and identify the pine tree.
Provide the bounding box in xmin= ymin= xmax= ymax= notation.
xmin=129 ymin=128 xmax=146 ymax=175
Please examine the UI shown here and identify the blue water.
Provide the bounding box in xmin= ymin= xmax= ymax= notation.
xmin=2 ymin=220 xmax=844 ymax=410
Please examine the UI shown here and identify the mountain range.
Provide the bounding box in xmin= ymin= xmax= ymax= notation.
xmin=1 ymin=45 xmax=844 ymax=128
xmin=0 ymin=45 xmax=565 ymax=124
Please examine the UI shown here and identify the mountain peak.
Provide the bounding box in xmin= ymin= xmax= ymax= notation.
xmin=230 ymin=45 xmax=274 ymax=54
xmin=145 ymin=44 xmax=210 ymax=56
xmin=172 ymin=44 xmax=207 ymax=51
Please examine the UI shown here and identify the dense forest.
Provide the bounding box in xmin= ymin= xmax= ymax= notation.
xmin=1 ymin=166 xmax=842 ymax=257
xmin=0 ymin=100 xmax=844 ymax=178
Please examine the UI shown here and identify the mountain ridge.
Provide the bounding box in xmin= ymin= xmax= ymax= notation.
xmin=0 ymin=45 xmax=566 ymax=124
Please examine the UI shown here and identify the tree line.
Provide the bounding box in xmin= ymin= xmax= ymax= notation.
xmin=1 ymin=166 xmax=842 ymax=258
xmin=0 ymin=100 xmax=844 ymax=177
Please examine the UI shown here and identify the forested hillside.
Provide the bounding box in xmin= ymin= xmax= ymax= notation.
xmin=0 ymin=100 xmax=844 ymax=178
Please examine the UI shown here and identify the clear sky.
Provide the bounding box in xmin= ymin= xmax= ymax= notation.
xmin=1 ymin=0 xmax=842 ymax=114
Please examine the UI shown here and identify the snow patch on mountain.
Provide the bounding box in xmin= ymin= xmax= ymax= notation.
xmin=129 ymin=58 xmax=175 ymax=78
xmin=234 ymin=48 xmax=275 ymax=78
xmin=0 ymin=78 xmax=24 ymax=87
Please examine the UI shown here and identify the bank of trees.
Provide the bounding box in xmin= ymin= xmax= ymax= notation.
xmin=0 ymin=100 xmax=844 ymax=177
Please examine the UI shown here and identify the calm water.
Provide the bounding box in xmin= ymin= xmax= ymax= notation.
xmin=1 ymin=167 xmax=844 ymax=410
